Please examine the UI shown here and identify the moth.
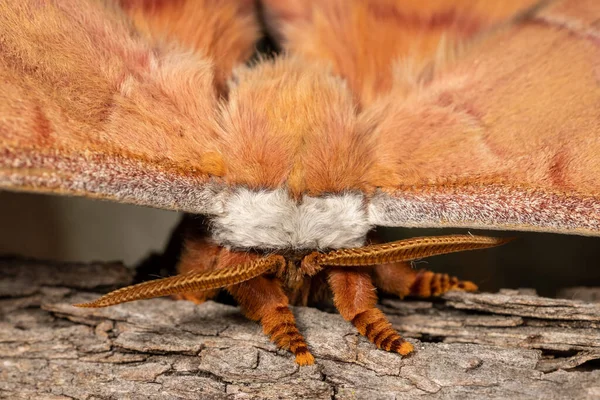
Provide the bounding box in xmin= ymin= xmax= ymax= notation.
xmin=1 ymin=0 xmax=599 ymax=366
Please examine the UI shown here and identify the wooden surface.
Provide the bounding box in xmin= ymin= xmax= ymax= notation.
xmin=1 ymin=258 xmax=600 ymax=399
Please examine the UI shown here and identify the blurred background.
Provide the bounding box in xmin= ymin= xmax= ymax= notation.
xmin=0 ymin=191 xmax=179 ymax=266
xmin=1 ymin=190 xmax=600 ymax=297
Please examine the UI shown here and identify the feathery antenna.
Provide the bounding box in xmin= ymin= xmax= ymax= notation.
xmin=313 ymin=235 xmax=512 ymax=267
xmin=75 ymin=255 xmax=285 ymax=308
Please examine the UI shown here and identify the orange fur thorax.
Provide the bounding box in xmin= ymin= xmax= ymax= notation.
xmin=219 ymin=57 xmax=373 ymax=196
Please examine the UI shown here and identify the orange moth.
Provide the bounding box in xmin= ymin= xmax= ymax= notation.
xmin=1 ymin=0 xmax=599 ymax=365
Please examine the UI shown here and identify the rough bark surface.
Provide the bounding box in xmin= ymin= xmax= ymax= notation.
xmin=1 ymin=258 xmax=600 ymax=399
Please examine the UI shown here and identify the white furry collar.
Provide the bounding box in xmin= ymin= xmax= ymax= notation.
xmin=209 ymin=187 xmax=370 ymax=250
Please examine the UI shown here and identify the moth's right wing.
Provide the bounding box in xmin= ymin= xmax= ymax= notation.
xmin=120 ymin=0 xmax=259 ymax=91
xmin=0 ymin=0 xmax=259 ymax=214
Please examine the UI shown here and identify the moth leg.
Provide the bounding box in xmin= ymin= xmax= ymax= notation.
xmin=227 ymin=276 xmax=315 ymax=366
xmin=173 ymin=236 xmax=223 ymax=304
xmin=372 ymin=262 xmax=478 ymax=299
xmin=327 ymin=268 xmax=413 ymax=355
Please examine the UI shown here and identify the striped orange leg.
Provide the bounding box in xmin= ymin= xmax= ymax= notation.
xmin=227 ymin=275 xmax=315 ymax=366
xmin=327 ymin=268 xmax=413 ymax=356
xmin=372 ymin=261 xmax=478 ymax=299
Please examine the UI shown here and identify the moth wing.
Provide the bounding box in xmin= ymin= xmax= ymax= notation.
xmin=261 ymin=0 xmax=545 ymax=107
xmin=120 ymin=0 xmax=258 ymax=92
xmin=0 ymin=0 xmax=258 ymax=214
xmin=366 ymin=0 xmax=600 ymax=236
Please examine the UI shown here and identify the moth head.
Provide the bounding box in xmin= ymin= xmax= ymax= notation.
xmin=75 ymin=235 xmax=511 ymax=308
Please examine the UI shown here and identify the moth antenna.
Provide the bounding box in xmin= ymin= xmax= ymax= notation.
xmin=75 ymin=255 xmax=285 ymax=308
xmin=314 ymin=235 xmax=513 ymax=267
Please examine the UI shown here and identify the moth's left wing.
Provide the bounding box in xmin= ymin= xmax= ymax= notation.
xmin=262 ymin=0 xmax=543 ymax=107
xmin=0 ymin=0 xmax=259 ymax=214
xmin=366 ymin=0 xmax=600 ymax=236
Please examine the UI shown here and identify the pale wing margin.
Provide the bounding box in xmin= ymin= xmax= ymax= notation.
xmin=0 ymin=0 xmax=229 ymax=214
xmin=367 ymin=0 xmax=600 ymax=236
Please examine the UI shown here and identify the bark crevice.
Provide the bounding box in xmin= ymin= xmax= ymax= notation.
xmin=2 ymin=257 xmax=600 ymax=399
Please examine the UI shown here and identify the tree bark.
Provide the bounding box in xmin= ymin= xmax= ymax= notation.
xmin=1 ymin=257 xmax=600 ymax=399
